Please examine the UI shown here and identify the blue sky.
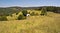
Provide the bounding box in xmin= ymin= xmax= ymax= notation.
xmin=0 ymin=0 xmax=60 ymax=7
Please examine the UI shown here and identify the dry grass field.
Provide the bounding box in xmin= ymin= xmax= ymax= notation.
xmin=0 ymin=12 xmax=60 ymax=33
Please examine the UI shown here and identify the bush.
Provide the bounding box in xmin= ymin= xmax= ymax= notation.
xmin=22 ymin=10 xmax=27 ymax=16
xmin=35 ymin=13 xmax=39 ymax=16
xmin=0 ymin=16 xmax=7 ymax=21
xmin=40 ymin=8 xmax=47 ymax=16
xmin=30 ymin=12 xmax=39 ymax=16
xmin=30 ymin=12 xmax=35 ymax=16
xmin=17 ymin=15 xmax=26 ymax=20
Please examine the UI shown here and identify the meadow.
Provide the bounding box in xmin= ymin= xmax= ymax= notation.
xmin=0 ymin=12 xmax=60 ymax=33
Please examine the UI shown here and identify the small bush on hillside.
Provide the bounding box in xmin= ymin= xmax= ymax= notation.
xmin=40 ymin=7 xmax=47 ymax=16
xmin=17 ymin=15 xmax=26 ymax=20
xmin=0 ymin=16 xmax=7 ymax=21
xmin=16 ymin=12 xmax=19 ymax=15
xmin=30 ymin=12 xmax=35 ymax=16
xmin=22 ymin=10 xmax=27 ymax=16
xmin=35 ymin=13 xmax=39 ymax=16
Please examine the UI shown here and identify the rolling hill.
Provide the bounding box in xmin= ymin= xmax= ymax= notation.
xmin=0 ymin=6 xmax=60 ymax=16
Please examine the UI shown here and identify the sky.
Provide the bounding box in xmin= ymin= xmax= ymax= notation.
xmin=0 ymin=0 xmax=60 ymax=7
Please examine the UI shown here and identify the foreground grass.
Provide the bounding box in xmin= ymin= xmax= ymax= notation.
xmin=0 ymin=12 xmax=60 ymax=33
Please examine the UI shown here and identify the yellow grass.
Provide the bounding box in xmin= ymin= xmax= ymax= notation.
xmin=27 ymin=10 xmax=41 ymax=14
xmin=0 ymin=12 xmax=60 ymax=33
xmin=7 ymin=12 xmax=23 ymax=20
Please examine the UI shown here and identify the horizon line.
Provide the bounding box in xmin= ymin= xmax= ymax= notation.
xmin=0 ymin=5 xmax=60 ymax=8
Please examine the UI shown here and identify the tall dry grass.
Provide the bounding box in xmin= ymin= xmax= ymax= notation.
xmin=0 ymin=12 xmax=60 ymax=33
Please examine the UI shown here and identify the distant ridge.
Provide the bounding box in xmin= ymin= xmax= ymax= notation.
xmin=0 ymin=6 xmax=60 ymax=8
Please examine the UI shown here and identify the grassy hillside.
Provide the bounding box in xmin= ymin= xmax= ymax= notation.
xmin=0 ymin=6 xmax=60 ymax=33
xmin=0 ymin=7 xmax=21 ymax=16
xmin=0 ymin=12 xmax=60 ymax=33
xmin=0 ymin=6 xmax=60 ymax=16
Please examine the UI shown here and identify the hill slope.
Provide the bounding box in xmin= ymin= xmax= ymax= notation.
xmin=0 ymin=6 xmax=60 ymax=16
xmin=0 ymin=12 xmax=60 ymax=33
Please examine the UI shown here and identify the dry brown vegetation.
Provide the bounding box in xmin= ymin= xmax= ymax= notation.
xmin=0 ymin=12 xmax=60 ymax=33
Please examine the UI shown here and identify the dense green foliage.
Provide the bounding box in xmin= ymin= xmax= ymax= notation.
xmin=22 ymin=10 xmax=27 ymax=16
xmin=45 ymin=6 xmax=60 ymax=13
xmin=0 ymin=8 xmax=20 ymax=16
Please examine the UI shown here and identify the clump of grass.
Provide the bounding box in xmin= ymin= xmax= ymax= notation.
xmin=0 ymin=16 xmax=7 ymax=21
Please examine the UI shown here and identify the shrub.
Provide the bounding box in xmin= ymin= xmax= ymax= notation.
xmin=0 ymin=16 xmax=7 ymax=21
xmin=16 ymin=12 xmax=19 ymax=15
xmin=35 ymin=13 xmax=39 ymax=16
xmin=30 ymin=12 xmax=35 ymax=16
xmin=40 ymin=7 xmax=47 ymax=16
xmin=22 ymin=10 xmax=27 ymax=16
xmin=17 ymin=15 xmax=26 ymax=20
